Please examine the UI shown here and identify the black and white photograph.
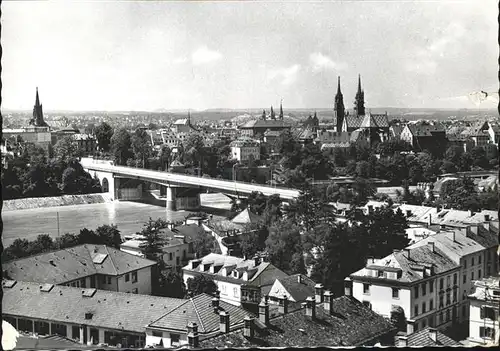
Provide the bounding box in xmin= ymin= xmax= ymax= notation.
xmin=1 ymin=0 xmax=499 ymax=349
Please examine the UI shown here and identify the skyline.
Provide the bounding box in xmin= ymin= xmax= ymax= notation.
xmin=2 ymin=0 xmax=498 ymax=111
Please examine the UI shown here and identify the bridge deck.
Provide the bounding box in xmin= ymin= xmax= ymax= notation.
xmin=83 ymin=163 xmax=300 ymax=200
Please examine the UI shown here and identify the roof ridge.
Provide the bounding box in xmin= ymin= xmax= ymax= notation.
xmin=103 ymin=245 xmax=119 ymax=275
xmin=190 ymin=296 xmax=206 ymax=332
xmin=148 ymin=298 xmax=191 ymax=327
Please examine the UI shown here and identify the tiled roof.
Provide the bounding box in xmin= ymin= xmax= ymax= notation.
xmin=461 ymin=224 xmax=499 ymax=249
xmin=173 ymin=119 xmax=189 ymax=125
xmin=273 ymin=274 xmax=316 ymax=302
xmin=230 ymin=138 xmax=259 ymax=147
xmin=239 ymin=120 xmax=292 ymax=129
xmin=407 ymin=123 xmax=446 ymax=137
xmin=15 ymin=334 xmax=86 ymax=349
xmin=231 ymin=208 xmax=263 ymax=225
xmin=321 ymin=142 xmax=350 ymax=149
xmin=263 ymin=130 xmax=282 ymax=137
xmin=350 ymin=129 xmax=363 ymax=142
xmin=148 ymin=293 xmax=253 ymax=333
xmin=205 ymin=219 xmax=244 ymax=236
xmin=360 ymin=113 xmax=389 ymax=129
xmin=3 ymin=245 xmax=156 ymax=285
xmin=315 ymin=131 xmax=350 ymax=143
xmin=298 ymin=128 xmax=316 ymax=140
xmin=390 ymin=125 xmax=403 ymax=137
xmin=199 ymin=296 xmax=396 ymax=347
xmin=344 ymin=115 xmax=364 ymax=130
xmin=406 ymin=327 xmax=461 ymax=346
xmin=2 ymin=280 xmax=184 ymax=333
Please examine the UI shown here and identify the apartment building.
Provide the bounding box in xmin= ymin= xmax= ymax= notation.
xmin=347 ymin=243 xmax=461 ymax=333
xmin=230 ymin=137 xmax=261 ymax=162
xmin=182 ymin=253 xmax=288 ymax=307
xmin=467 ymin=275 xmax=500 ymax=346
xmin=3 ymin=244 xmax=156 ymax=295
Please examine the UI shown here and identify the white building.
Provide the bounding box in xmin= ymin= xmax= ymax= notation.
xmin=230 ymin=138 xmax=260 ymax=162
xmin=467 ymin=275 xmax=500 ymax=346
xmin=182 ymin=253 xmax=288 ymax=307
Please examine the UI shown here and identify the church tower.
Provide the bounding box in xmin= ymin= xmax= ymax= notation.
xmin=334 ymin=76 xmax=345 ymax=133
xmin=279 ymin=100 xmax=284 ymax=120
xmin=354 ymin=74 xmax=365 ymax=117
xmin=31 ymin=87 xmax=48 ymax=127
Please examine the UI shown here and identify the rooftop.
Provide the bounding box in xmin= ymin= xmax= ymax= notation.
xmin=3 ymin=244 xmax=156 ymax=285
xmin=2 ymin=280 xmax=185 ymax=334
xmin=239 ymin=120 xmax=292 ymax=129
xmin=404 ymin=327 xmax=461 ymax=346
xmin=271 ymin=274 xmax=316 ymax=302
xmin=199 ymin=296 xmax=396 ymax=347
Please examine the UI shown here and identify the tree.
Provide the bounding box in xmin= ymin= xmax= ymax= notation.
xmin=110 ymin=128 xmax=133 ymax=166
xmin=239 ymin=223 xmax=269 ymax=258
xmin=54 ymin=136 xmax=80 ymax=162
xmin=186 ymin=275 xmax=218 ymax=297
xmin=390 ymin=305 xmax=407 ymax=332
xmin=131 ymin=128 xmax=152 ymax=168
xmin=29 ymin=234 xmax=56 ymax=255
xmin=158 ymin=271 xmax=186 ymax=298
xmin=95 ymin=224 xmax=122 ymax=248
xmin=77 ymin=228 xmax=101 ymax=245
xmin=4 ymin=238 xmax=31 ymax=260
xmin=183 ymin=133 xmax=205 ymax=168
xmin=54 ymin=233 xmax=80 ymax=249
xmin=137 ymin=218 xmax=169 ymax=263
xmin=192 ymin=230 xmax=219 ymax=258
xmin=440 ymin=177 xmax=481 ymax=211
xmin=265 ymin=219 xmax=306 ymax=275
xmin=95 ymin=122 xmax=114 ymax=152
xmin=159 ymin=145 xmax=171 ymax=171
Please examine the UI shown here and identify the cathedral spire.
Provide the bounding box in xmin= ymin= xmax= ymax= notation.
xmin=270 ymin=106 xmax=275 ymax=120
xmin=279 ymin=99 xmax=284 ymax=120
xmin=35 ymin=87 xmax=40 ymax=107
xmin=187 ymin=109 xmax=191 ymax=125
xmin=334 ymin=76 xmax=345 ymax=133
xmin=31 ymin=87 xmax=48 ymax=127
xmin=337 ymin=76 xmax=342 ymax=95
xmin=357 ymin=74 xmax=362 ymax=94
xmin=354 ymin=74 xmax=365 ymax=116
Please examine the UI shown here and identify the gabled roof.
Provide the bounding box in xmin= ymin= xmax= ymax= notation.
xmin=272 ymin=274 xmax=316 ymax=302
xmin=147 ymin=293 xmax=253 ymax=333
xmin=406 ymin=123 xmax=446 ymax=137
xmin=360 ymin=113 xmax=389 ymax=129
xmin=406 ymin=327 xmax=461 ymax=346
xmin=2 ymin=280 xmax=184 ymax=333
xmin=15 ymin=334 xmax=86 ymax=349
xmin=3 ymin=245 xmax=156 ymax=285
xmin=231 ymin=208 xmax=263 ymax=225
xmin=173 ymin=119 xmax=189 ymax=125
xmin=239 ymin=120 xmax=292 ymax=129
xmin=199 ymin=296 xmax=396 ymax=347
xmin=344 ymin=115 xmax=364 ymax=130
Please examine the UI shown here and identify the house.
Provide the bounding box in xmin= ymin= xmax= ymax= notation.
xmin=230 ymin=137 xmax=260 ymax=163
xmin=262 ymin=129 xmax=282 ymax=145
xmin=395 ymin=327 xmax=461 ymax=347
xmin=171 ymin=115 xmax=196 ymax=134
xmin=2 ymin=280 xmax=185 ymax=348
xmin=238 ymin=119 xmax=292 ymax=137
xmin=182 ymin=253 xmax=289 ymax=307
xmin=400 ymin=123 xmax=447 ymax=155
xmin=467 ymin=275 xmax=500 ymax=346
xmin=265 ymin=274 xmax=316 ymax=305
xmin=461 ymin=121 xmax=498 ymax=158
xmin=3 ymin=244 xmax=156 ymax=295
xmin=199 ymin=293 xmax=397 ymax=347
xmin=145 ymin=294 xmax=252 ymax=348
xmin=347 ymin=244 xmax=461 ymax=334
xmin=73 ymin=133 xmax=97 ymax=156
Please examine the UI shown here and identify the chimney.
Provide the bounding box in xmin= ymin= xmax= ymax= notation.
xmin=305 ymin=296 xmax=316 ymax=319
xmin=212 ymin=297 xmax=219 ymax=313
xmin=258 ymin=299 xmax=269 ymax=325
xmin=403 ymin=248 xmax=411 ymax=259
xmin=219 ymin=311 xmax=230 ymax=333
xmin=297 ymin=275 xmax=302 ymax=284
xmin=468 ymin=210 xmax=474 ymax=217
xmin=484 ymin=214 xmax=491 ymax=222
xmin=278 ymin=294 xmax=289 ymax=314
xmin=427 ymin=214 xmax=432 ymax=227
xmin=187 ymin=322 xmax=199 ymax=348
xmin=243 ymin=316 xmax=254 ymax=339
xmin=398 ymin=336 xmax=408 ymax=347
xmin=215 ymin=290 xmax=220 ymax=300
xmin=344 ymin=278 xmax=353 ymax=296
xmin=406 ymin=319 xmax=415 ymax=335
xmin=315 ymin=284 xmax=324 ymax=304
xmin=428 ymin=241 xmax=435 ymax=253
xmin=367 ymin=205 xmax=374 ymax=214
xmin=406 ymin=210 xmax=412 ymax=217
xmin=323 ymin=290 xmax=334 ymax=314
xmin=253 ymin=256 xmax=260 ymax=267
xmin=428 ymin=327 xmax=437 ymax=343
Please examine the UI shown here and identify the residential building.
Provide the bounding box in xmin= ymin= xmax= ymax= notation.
xmin=2 ymin=280 xmax=185 ymax=347
xmin=73 ymin=133 xmax=97 ymax=156
xmin=14 ymin=333 xmax=86 ymax=349
xmin=230 ymin=137 xmax=260 ymax=162
xmin=238 ymin=119 xmax=292 ymax=137
xmin=265 ymin=274 xmax=316 ymax=305
xmin=145 ymin=294 xmax=252 ymax=348
xmin=199 ymin=293 xmax=397 ymax=347
xmin=395 ymin=327 xmax=461 ymax=347
xmin=400 ymin=123 xmax=447 ymax=155
xmin=347 ymin=244 xmax=461 ymax=333
xmin=467 ymin=275 xmax=500 ymax=346
xmin=182 ymin=253 xmax=288 ymax=307
xmin=3 ymin=244 xmax=156 ymax=295
xmin=171 ymin=113 xmax=196 ymax=134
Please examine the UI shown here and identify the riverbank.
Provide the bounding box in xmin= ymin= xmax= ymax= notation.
xmin=2 ymin=193 xmax=113 ymax=212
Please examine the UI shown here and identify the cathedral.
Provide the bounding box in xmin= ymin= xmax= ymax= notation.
xmin=29 ymin=87 xmax=49 ymax=127
xmin=333 ymin=75 xmax=389 ymax=145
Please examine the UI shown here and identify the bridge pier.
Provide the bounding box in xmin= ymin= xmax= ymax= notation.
xmin=166 ymin=186 xmax=176 ymax=211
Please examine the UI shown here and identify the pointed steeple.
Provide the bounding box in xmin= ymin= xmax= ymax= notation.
xmin=354 ymin=74 xmax=365 ymax=117
xmin=35 ymin=87 xmax=40 ymax=107
xmin=262 ymin=109 xmax=266 ymax=120
xmin=279 ymin=99 xmax=284 ymax=120
xmin=31 ymin=87 xmax=47 ymax=127
xmin=270 ymin=106 xmax=275 ymax=120
xmin=334 ymin=76 xmax=345 ymax=133
xmin=187 ymin=110 xmax=191 ymax=125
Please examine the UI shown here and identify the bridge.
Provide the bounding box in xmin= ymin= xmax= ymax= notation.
xmin=81 ymin=159 xmax=300 ymax=211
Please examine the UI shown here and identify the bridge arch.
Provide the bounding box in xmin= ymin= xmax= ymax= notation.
xmin=101 ymin=177 xmax=109 ymax=193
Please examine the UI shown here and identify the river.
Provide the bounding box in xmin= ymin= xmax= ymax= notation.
xmin=1 ymin=193 xmax=232 ymax=247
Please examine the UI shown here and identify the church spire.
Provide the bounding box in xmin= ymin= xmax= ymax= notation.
xmin=35 ymin=87 xmax=40 ymax=107
xmin=354 ymin=74 xmax=365 ymax=116
xmin=31 ymin=87 xmax=47 ymax=127
xmin=279 ymin=99 xmax=284 ymax=120
xmin=270 ymin=106 xmax=276 ymax=120
xmin=334 ymin=76 xmax=345 ymax=133
xmin=187 ymin=110 xmax=191 ymax=125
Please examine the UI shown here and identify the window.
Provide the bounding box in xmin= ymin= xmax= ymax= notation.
xmin=422 ymin=301 xmax=426 ymax=313
xmin=446 ymin=309 xmax=450 ymax=321
xmin=446 ymin=293 xmax=451 ymax=306
xmin=479 ymin=255 xmax=482 ymax=264
xmin=438 ymin=312 xmax=443 ymax=324
xmin=480 ymin=327 xmax=496 ymax=339
xmin=152 ymin=331 xmax=162 ymax=338
xmin=363 ymin=283 xmax=370 ymax=294
xmin=377 ymin=270 xmax=384 ymax=277
xmin=439 ymin=278 xmax=444 ymax=290
xmin=453 ymin=289 xmax=457 ymax=303
xmin=439 ymin=295 xmax=444 ymax=308
xmin=421 ymin=319 xmax=427 ymax=328
xmin=132 ymin=271 xmax=138 ymax=283
xmin=125 ymin=273 xmax=130 ymax=282
xmin=462 ymin=305 xmax=467 ymax=317
xmin=421 ymin=282 xmax=426 ymax=296
xmin=478 ymin=270 xmax=481 ymax=279
xmin=363 ymin=301 xmax=372 ymax=309
xmin=392 ymin=288 xmax=400 ymax=299
xmin=463 ymin=274 xmax=466 ymax=284
xmin=464 ymin=260 xmax=467 ymax=269
xmin=170 ymin=333 xmax=180 ymax=347
xmin=447 ymin=276 xmax=451 ymax=287
xmin=472 ymin=257 xmax=474 ymax=266
xmin=429 ymin=299 xmax=434 ymax=310
xmin=414 ymin=304 xmax=419 ymax=316
xmin=233 ymin=287 xmax=238 ymax=297
xmin=169 ymin=253 xmax=173 ymax=261
xmin=107 ymin=277 xmax=111 ymax=285
xmin=453 ymin=273 xmax=457 ymax=285
xmin=429 ymin=281 xmax=434 ymax=293
xmin=481 ymin=306 xmax=497 ymax=320
xmin=414 ymin=286 xmax=419 ymax=299
xmin=471 ymin=272 xmax=474 ymax=281
xmin=132 ymin=288 xmax=138 ymax=294
xmin=81 ymin=279 xmax=86 ymax=288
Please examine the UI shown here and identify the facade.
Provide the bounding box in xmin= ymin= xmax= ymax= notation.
xmin=347 ymin=244 xmax=461 ymax=333
xmin=467 ymin=275 xmax=500 ymax=346
xmin=182 ymin=253 xmax=288 ymax=307
xmin=3 ymin=244 xmax=156 ymax=295
xmin=2 ymin=280 xmax=185 ymax=347
xmin=230 ymin=137 xmax=261 ymax=162
xmin=73 ymin=133 xmax=97 ymax=155
xmin=266 ymin=274 xmax=316 ymax=304
xmin=400 ymin=123 xmax=447 ymax=155
xmin=171 ymin=113 xmax=196 ymax=134
xmin=239 ymin=120 xmax=292 ymax=137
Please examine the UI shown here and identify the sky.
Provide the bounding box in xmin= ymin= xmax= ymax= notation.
xmin=2 ymin=0 xmax=498 ymax=111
